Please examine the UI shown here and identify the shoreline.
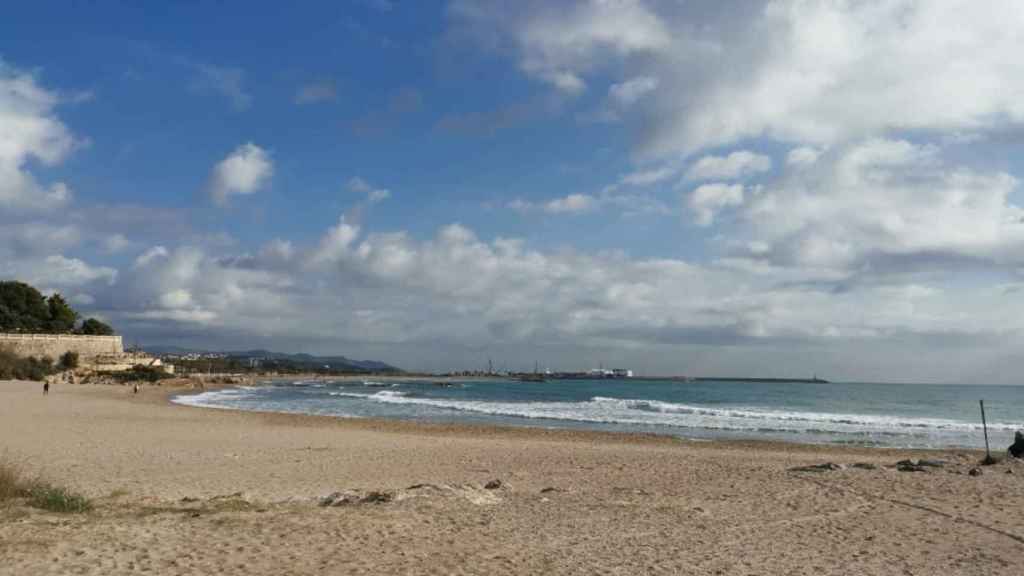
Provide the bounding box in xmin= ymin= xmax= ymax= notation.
xmin=167 ymin=379 xmax=991 ymax=456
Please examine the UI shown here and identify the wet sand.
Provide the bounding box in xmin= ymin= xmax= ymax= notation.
xmin=2 ymin=379 xmax=1023 ymax=575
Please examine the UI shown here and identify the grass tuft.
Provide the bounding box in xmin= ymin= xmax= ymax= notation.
xmin=0 ymin=459 xmax=23 ymax=501
xmin=0 ymin=457 xmax=92 ymax=513
xmin=25 ymin=482 xmax=93 ymax=513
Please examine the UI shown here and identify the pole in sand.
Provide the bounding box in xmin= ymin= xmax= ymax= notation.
xmin=980 ymin=400 xmax=996 ymax=465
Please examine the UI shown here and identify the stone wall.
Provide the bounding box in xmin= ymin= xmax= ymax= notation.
xmin=0 ymin=333 xmax=124 ymax=360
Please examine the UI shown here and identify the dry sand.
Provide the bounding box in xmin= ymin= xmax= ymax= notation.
xmin=2 ymin=379 xmax=1023 ymax=575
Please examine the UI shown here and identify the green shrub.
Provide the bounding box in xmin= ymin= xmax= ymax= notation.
xmin=79 ymin=318 xmax=115 ymax=336
xmin=60 ymin=351 xmax=79 ymax=370
xmin=0 ymin=347 xmax=58 ymax=381
xmin=104 ymin=364 xmax=174 ymax=383
xmin=26 ymin=482 xmax=92 ymax=513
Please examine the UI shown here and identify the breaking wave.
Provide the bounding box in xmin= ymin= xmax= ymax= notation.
xmin=173 ymin=382 xmax=1024 ymax=448
xmin=337 ymin=393 xmax=1020 ymax=435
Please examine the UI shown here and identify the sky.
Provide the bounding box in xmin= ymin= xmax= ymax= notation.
xmin=3 ymin=1 xmax=1024 ymax=383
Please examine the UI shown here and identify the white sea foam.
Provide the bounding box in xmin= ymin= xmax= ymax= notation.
xmin=172 ymin=387 xmax=257 ymax=409
xmin=176 ymin=385 xmax=1023 ymax=445
xmin=329 ymin=390 xmax=407 ymax=399
xmin=337 ymin=393 xmax=1021 ymax=435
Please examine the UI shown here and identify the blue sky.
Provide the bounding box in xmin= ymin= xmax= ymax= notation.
xmin=2 ymin=1 xmax=669 ymax=258
xmin=4 ymin=1 xmax=1024 ymax=382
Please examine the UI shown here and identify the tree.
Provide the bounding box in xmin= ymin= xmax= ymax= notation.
xmin=0 ymin=281 xmax=50 ymax=333
xmin=79 ymin=318 xmax=115 ymax=336
xmin=0 ymin=281 xmax=116 ymax=336
xmin=46 ymin=293 xmax=78 ymax=334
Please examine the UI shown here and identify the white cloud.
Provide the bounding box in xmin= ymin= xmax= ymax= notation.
xmin=743 ymin=138 xmax=1024 ymax=271
xmin=134 ymin=246 xmax=169 ymax=267
xmin=619 ymin=166 xmax=675 ymax=187
xmin=786 ymin=146 xmax=822 ymax=167
xmin=0 ymin=60 xmax=77 ymax=210
xmin=449 ymin=0 xmax=670 ymax=95
xmin=648 ymin=1 xmax=1024 ymax=156
xmin=207 ymin=143 xmax=273 ymax=205
xmin=546 ymin=72 xmax=586 ymax=96
xmin=0 ymin=222 xmax=80 ymax=257
xmin=11 ymin=254 xmax=117 ymax=288
xmin=259 ymin=238 xmax=294 ymax=263
xmin=686 ymin=150 xmax=772 ymax=181
xmin=689 ymin=183 xmax=744 ymax=226
xmin=60 ymin=211 xmax=1024 ymax=381
xmin=510 ymin=185 xmax=669 ymax=218
xmin=159 ymin=288 xmax=193 ymax=309
xmin=347 ymin=176 xmax=390 ymax=203
xmin=308 ymin=214 xmax=361 ymax=267
xmin=506 ymin=193 xmax=597 ymax=215
xmin=280 ymin=216 xmax=1024 ymax=369
xmin=454 ymin=1 xmax=1024 ymax=156
xmin=608 ymin=75 xmax=658 ymax=107
xmin=544 ymin=193 xmax=595 ymax=214
xmin=113 ymin=245 xmax=294 ymax=329
xmin=45 ymin=254 xmax=116 ymax=286
xmin=103 ymin=233 xmax=132 ymax=254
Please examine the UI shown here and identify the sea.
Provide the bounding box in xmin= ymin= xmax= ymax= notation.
xmin=172 ymin=378 xmax=1024 ymax=450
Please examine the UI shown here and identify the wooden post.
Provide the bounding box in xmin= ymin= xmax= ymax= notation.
xmin=981 ymin=400 xmax=995 ymax=465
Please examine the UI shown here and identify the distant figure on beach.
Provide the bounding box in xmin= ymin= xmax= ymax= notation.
xmin=1009 ymin=431 xmax=1024 ymax=458
xmin=43 ymin=381 xmax=49 ymax=395
xmin=133 ymin=383 xmax=139 ymax=395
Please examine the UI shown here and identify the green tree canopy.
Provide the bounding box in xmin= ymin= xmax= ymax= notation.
xmin=0 ymin=281 xmax=114 ymax=335
xmin=79 ymin=318 xmax=115 ymax=336
xmin=0 ymin=281 xmax=50 ymax=333
xmin=46 ymin=293 xmax=78 ymax=333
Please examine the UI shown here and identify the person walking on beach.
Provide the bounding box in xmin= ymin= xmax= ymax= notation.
xmin=133 ymin=383 xmax=139 ymax=395
xmin=43 ymin=381 xmax=49 ymax=395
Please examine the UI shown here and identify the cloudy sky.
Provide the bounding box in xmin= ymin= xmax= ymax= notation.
xmin=3 ymin=1 xmax=1024 ymax=382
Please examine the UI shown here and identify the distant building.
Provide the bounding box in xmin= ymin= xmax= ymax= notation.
xmin=586 ymin=368 xmax=633 ymax=378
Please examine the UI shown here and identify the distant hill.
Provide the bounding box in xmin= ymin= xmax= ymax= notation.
xmin=142 ymin=345 xmax=401 ymax=373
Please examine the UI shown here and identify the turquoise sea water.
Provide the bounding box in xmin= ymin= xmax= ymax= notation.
xmin=173 ymin=378 xmax=1024 ymax=449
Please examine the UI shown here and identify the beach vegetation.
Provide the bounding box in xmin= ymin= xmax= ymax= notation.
xmin=103 ymin=364 xmax=175 ymax=383
xmin=25 ymin=482 xmax=93 ymax=513
xmin=0 ymin=347 xmax=57 ymax=381
xmin=0 ymin=457 xmax=22 ymax=502
xmin=0 ymin=457 xmax=92 ymax=513
xmin=60 ymin=351 xmax=79 ymax=370
xmin=107 ymin=488 xmax=130 ymax=499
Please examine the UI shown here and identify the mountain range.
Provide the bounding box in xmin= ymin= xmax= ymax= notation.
xmin=142 ymin=346 xmax=400 ymax=373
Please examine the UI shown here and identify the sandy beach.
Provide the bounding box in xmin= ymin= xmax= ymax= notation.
xmin=2 ymin=380 xmax=1023 ymax=575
